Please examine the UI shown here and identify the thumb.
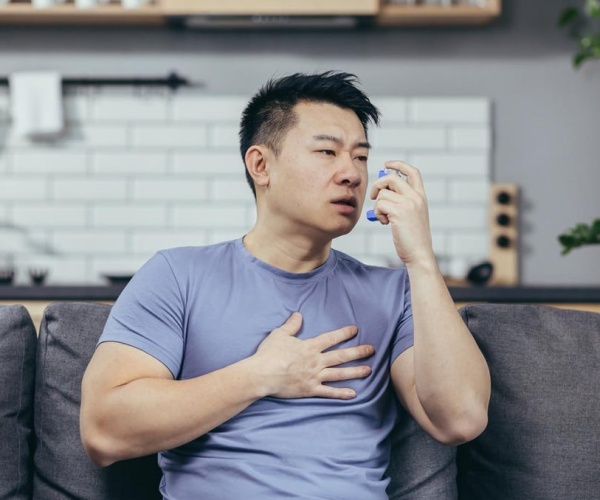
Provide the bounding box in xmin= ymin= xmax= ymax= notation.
xmin=277 ymin=312 xmax=302 ymax=336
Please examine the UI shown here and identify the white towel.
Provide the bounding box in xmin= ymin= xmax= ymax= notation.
xmin=9 ymin=71 xmax=64 ymax=139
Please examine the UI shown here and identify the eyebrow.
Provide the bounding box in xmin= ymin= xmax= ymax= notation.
xmin=312 ymin=134 xmax=371 ymax=150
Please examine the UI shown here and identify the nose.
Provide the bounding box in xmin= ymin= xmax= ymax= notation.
xmin=335 ymin=154 xmax=362 ymax=187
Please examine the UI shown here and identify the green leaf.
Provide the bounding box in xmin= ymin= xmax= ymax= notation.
xmin=574 ymin=52 xmax=591 ymax=67
xmin=559 ymin=6 xmax=581 ymax=27
xmin=585 ymin=0 xmax=600 ymax=17
xmin=558 ymin=219 xmax=600 ymax=255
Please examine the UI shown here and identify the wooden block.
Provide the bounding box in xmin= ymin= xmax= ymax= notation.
xmin=488 ymin=183 xmax=519 ymax=286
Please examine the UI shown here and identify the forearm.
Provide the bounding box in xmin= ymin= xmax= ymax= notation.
xmin=405 ymin=258 xmax=490 ymax=438
xmin=81 ymin=356 xmax=266 ymax=466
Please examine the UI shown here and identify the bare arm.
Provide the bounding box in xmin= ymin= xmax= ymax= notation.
xmin=80 ymin=312 xmax=374 ymax=466
xmin=370 ymin=160 xmax=490 ymax=445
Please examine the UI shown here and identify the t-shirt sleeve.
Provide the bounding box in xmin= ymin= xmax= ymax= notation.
xmin=391 ymin=271 xmax=414 ymax=363
xmin=98 ymin=251 xmax=185 ymax=378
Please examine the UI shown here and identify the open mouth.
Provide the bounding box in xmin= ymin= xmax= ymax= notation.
xmin=332 ymin=197 xmax=357 ymax=208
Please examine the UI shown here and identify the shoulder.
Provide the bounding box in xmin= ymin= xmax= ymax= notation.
xmin=156 ymin=240 xmax=238 ymax=270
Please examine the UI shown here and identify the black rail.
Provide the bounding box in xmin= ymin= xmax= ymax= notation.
xmin=0 ymin=71 xmax=197 ymax=91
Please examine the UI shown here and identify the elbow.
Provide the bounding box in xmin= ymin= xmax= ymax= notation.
xmin=80 ymin=418 xmax=120 ymax=468
xmin=435 ymin=408 xmax=488 ymax=446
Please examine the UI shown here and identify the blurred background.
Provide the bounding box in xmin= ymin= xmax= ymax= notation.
xmin=0 ymin=0 xmax=599 ymax=288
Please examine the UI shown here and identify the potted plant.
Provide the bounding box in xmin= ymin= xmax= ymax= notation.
xmin=557 ymin=0 xmax=600 ymax=254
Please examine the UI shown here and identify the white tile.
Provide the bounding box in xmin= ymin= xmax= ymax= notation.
xmin=171 ymin=95 xmax=248 ymax=122
xmin=365 ymin=230 xmax=447 ymax=259
xmin=51 ymin=230 xmax=128 ymax=254
xmin=131 ymin=125 xmax=207 ymax=148
xmin=210 ymin=177 xmax=254 ymax=202
xmin=332 ymin=232 xmax=368 ymax=255
xmin=64 ymin=94 xmax=90 ymax=123
xmin=429 ymin=206 xmax=488 ymax=230
xmin=62 ymin=124 xmax=129 ymax=148
xmin=52 ymin=178 xmax=127 ymax=201
xmin=91 ymin=152 xmax=168 ymax=174
xmin=172 ymin=152 xmax=243 ymax=175
xmin=12 ymin=151 xmax=87 ymax=174
xmin=449 ymin=127 xmax=491 ymax=150
xmin=132 ymin=178 xmax=208 ymax=201
xmin=208 ymin=124 xmax=239 ymax=149
xmin=0 ymin=152 xmax=10 ymax=173
xmin=365 ymin=153 xmax=409 ymax=175
xmin=0 ymin=229 xmax=32 ymax=253
xmin=0 ymin=98 xmax=9 ymax=123
xmin=423 ymin=180 xmax=447 ymax=203
xmin=371 ymin=127 xmax=446 ymax=150
xmin=132 ymin=230 xmax=208 ymax=254
xmin=449 ymin=180 xmax=490 ymax=203
xmin=173 ymin=205 xmax=248 ymax=228
xmin=409 ymin=153 xmax=489 ymax=177
xmin=0 ymin=177 xmax=47 ymax=201
xmin=448 ymin=232 xmax=489 ymax=256
xmin=90 ymin=95 xmax=168 ymax=122
xmin=17 ymin=255 xmax=89 ymax=285
xmin=371 ymin=97 xmax=408 ymax=125
xmin=409 ymin=98 xmax=490 ymax=124
xmin=92 ymin=204 xmax=168 ymax=228
xmin=206 ymin=230 xmax=246 ymax=245
xmin=12 ymin=204 xmax=87 ymax=227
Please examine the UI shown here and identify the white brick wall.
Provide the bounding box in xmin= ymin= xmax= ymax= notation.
xmin=0 ymin=89 xmax=492 ymax=284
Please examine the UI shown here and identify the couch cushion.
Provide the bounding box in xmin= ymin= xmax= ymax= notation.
xmin=0 ymin=305 xmax=37 ymax=500
xmin=387 ymin=405 xmax=457 ymax=499
xmin=457 ymin=304 xmax=600 ymax=500
xmin=33 ymin=302 xmax=161 ymax=500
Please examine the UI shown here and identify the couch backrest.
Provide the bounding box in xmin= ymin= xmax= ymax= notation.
xmin=0 ymin=305 xmax=37 ymax=500
xmin=33 ymin=302 xmax=161 ymax=500
xmin=457 ymin=303 xmax=600 ymax=500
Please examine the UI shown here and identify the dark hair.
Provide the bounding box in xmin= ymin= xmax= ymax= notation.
xmin=239 ymin=71 xmax=380 ymax=198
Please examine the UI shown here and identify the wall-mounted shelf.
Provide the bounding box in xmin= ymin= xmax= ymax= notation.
xmin=0 ymin=1 xmax=164 ymax=25
xmin=0 ymin=0 xmax=501 ymax=26
xmin=163 ymin=0 xmax=380 ymax=16
xmin=378 ymin=1 xmax=502 ymax=26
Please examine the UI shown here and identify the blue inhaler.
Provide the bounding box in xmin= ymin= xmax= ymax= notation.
xmin=366 ymin=170 xmax=386 ymax=221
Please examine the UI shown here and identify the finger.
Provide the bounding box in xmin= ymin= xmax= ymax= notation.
xmin=312 ymin=385 xmax=357 ymax=400
xmin=321 ymin=344 xmax=375 ymax=368
xmin=384 ymin=160 xmax=426 ymax=196
xmin=369 ymin=172 xmax=410 ymax=201
xmin=320 ymin=365 xmax=372 ymax=383
xmin=275 ymin=312 xmax=303 ymax=336
xmin=309 ymin=325 xmax=358 ymax=351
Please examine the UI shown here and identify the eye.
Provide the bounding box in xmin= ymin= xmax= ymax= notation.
xmin=355 ymin=156 xmax=368 ymax=163
xmin=319 ymin=149 xmax=336 ymax=156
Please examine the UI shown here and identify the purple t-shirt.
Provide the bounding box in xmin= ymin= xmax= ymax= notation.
xmin=99 ymin=238 xmax=414 ymax=499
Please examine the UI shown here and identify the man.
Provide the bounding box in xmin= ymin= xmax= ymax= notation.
xmin=81 ymin=71 xmax=490 ymax=499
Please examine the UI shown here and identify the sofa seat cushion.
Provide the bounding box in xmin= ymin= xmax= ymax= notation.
xmin=33 ymin=301 xmax=161 ymax=500
xmin=387 ymin=405 xmax=457 ymax=499
xmin=457 ymin=304 xmax=600 ymax=500
xmin=0 ymin=305 xmax=37 ymax=500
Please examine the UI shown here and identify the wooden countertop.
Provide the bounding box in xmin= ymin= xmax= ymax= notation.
xmin=2 ymin=285 xmax=600 ymax=303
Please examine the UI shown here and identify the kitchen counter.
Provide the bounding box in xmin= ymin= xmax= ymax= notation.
xmin=1 ymin=285 xmax=600 ymax=303
xmin=3 ymin=284 xmax=599 ymax=330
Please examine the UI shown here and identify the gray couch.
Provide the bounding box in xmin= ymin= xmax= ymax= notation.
xmin=1 ymin=302 xmax=599 ymax=500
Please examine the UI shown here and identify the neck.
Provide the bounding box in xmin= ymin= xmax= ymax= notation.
xmin=243 ymin=223 xmax=332 ymax=274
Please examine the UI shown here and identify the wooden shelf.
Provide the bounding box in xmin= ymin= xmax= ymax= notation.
xmin=0 ymin=0 xmax=501 ymax=26
xmin=0 ymin=1 xmax=164 ymax=25
xmin=163 ymin=0 xmax=379 ymax=16
xmin=377 ymin=1 xmax=501 ymax=26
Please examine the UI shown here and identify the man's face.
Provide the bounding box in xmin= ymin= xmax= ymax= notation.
xmin=263 ymin=101 xmax=370 ymax=240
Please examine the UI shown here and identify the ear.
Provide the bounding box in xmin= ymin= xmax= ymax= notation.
xmin=245 ymin=145 xmax=270 ymax=189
